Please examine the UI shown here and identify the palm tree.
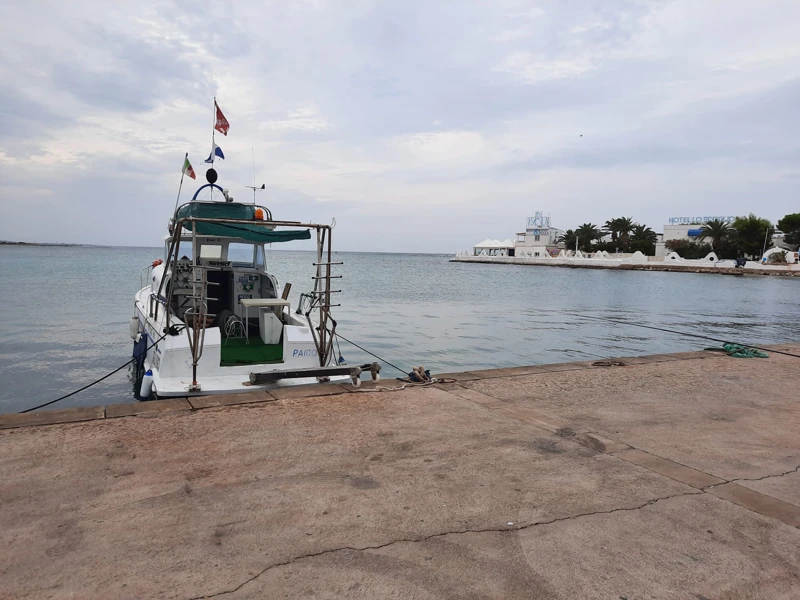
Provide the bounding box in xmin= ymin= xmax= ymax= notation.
xmin=631 ymin=224 xmax=657 ymax=243
xmin=557 ymin=229 xmax=578 ymax=251
xmin=576 ymin=223 xmax=602 ymax=252
xmin=697 ymin=218 xmax=734 ymax=254
xmin=630 ymin=224 xmax=658 ymax=255
xmin=603 ymin=218 xmax=621 ymax=242
xmin=604 ymin=217 xmax=635 ymax=250
xmin=616 ymin=217 xmax=636 ymax=251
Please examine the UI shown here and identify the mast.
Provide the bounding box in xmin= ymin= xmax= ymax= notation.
xmin=209 ymin=97 xmax=216 ymax=201
xmin=245 ymin=147 xmax=265 ymax=204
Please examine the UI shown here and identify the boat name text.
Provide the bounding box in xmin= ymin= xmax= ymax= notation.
xmin=292 ymin=349 xmax=318 ymax=357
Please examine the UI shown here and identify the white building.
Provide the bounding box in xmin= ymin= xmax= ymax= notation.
xmin=514 ymin=212 xmax=564 ymax=258
xmin=467 ymin=212 xmax=564 ymax=258
xmin=655 ymin=215 xmax=736 ymax=257
xmin=471 ymin=238 xmax=516 ymax=257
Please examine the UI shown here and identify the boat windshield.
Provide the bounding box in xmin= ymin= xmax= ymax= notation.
xmin=199 ymin=244 xmax=223 ymax=260
xmin=255 ymin=244 xmax=265 ymax=269
xmin=228 ymin=242 xmax=255 ymax=267
xmin=176 ymin=240 xmax=193 ymax=261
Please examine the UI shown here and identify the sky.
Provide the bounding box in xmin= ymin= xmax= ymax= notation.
xmin=1 ymin=0 xmax=798 ymax=253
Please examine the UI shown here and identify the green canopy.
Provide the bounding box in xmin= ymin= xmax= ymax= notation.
xmin=175 ymin=203 xmax=311 ymax=243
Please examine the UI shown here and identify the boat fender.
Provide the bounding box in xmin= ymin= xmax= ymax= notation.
xmin=140 ymin=369 xmax=154 ymax=399
xmin=152 ymin=259 xmax=163 ymax=267
xmin=129 ymin=317 xmax=140 ymax=340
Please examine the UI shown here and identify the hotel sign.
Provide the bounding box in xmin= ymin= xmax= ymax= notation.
xmin=668 ymin=216 xmax=735 ymax=225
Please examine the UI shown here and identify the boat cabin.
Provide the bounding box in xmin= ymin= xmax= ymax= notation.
xmin=165 ymin=234 xmax=279 ymax=324
xmin=153 ymin=201 xmax=312 ymax=367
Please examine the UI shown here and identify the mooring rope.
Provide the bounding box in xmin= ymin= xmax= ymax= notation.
xmin=18 ymin=330 xmax=174 ymax=414
xmin=567 ymin=312 xmax=800 ymax=359
xmin=333 ymin=332 xmax=410 ymax=375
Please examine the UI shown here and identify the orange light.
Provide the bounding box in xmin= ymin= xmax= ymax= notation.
xmin=254 ymin=208 xmax=265 ymax=220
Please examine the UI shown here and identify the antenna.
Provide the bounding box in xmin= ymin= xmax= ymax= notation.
xmin=245 ymin=148 xmax=266 ymax=203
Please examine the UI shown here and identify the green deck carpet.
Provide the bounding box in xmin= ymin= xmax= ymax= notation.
xmin=221 ymin=336 xmax=283 ymax=366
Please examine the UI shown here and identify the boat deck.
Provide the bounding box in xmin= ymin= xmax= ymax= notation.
xmin=1 ymin=344 xmax=799 ymax=599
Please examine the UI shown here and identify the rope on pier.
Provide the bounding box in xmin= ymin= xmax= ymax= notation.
xmin=592 ymin=360 xmax=627 ymax=367
xmin=703 ymin=343 xmax=769 ymax=359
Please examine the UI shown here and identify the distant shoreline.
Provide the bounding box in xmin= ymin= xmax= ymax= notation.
xmin=0 ymin=242 xmax=450 ymax=254
xmin=0 ymin=241 xmax=92 ymax=247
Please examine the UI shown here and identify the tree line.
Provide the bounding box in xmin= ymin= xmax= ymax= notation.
xmin=556 ymin=213 xmax=800 ymax=259
xmin=557 ymin=217 xmax=658 ymax=254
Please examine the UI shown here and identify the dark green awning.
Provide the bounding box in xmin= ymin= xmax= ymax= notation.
xmin=175 ymin=202 xmax=311 ymax=243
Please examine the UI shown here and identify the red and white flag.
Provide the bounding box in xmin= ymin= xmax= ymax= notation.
xmin=214 ymin=100 xmax=230 ymax=136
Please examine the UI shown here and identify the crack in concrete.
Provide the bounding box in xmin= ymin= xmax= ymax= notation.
xmin=707 ymin=463 xmax=800 ymax=489
xmin=189 ymin=490 xmax=699 ymax=599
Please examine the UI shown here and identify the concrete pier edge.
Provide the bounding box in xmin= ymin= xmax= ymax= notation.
xmin=451 ymin=257 xmax=800 ymax=277
xmin=2 ymin=343 xmax=797 ymax=431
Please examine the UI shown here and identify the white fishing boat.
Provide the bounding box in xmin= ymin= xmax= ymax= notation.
xmin=130 ymin=102 xmax=379 ymax=398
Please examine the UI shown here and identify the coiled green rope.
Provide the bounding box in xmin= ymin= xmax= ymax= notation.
xmin=704 ymin=343 xmax=769 ymax=358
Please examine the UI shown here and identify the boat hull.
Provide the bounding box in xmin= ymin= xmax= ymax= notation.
xmin=133 ymin=287 xmax=348 ymax=397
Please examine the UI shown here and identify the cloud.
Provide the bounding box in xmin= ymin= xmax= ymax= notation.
xmin=396 ymin=131 xmax=485 ymax=162
xmin=47 ymin=22 xmax=211 ymax=114
xmin=1 ymin=0 xmax=799 ymax=252
xmin=0 ymin=88 xmax=73 ymax=147
xmin=493 ymin=52 xmax=594 ymax=83
xmin=261 ymin=105 xmax=332 ymax=133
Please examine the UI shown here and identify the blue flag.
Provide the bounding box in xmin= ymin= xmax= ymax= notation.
xmin=204 ymin=143 xmax=225 ymax=163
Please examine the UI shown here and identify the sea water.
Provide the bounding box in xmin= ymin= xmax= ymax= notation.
xmin=1 ymin=245 xmax=798 ymax=413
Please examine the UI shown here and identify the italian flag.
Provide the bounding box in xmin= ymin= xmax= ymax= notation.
xmin=182 ymin=157 xmax=196 ymax=180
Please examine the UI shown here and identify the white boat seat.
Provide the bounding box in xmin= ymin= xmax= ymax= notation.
xmin=239 ymin=298 xmax=291 ymax=339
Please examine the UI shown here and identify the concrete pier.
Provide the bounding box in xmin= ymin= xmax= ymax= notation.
xmin=451 ymin=255 xmax=800 ymax=276
xmin=1 ymin=344 xmax=799 ymax=599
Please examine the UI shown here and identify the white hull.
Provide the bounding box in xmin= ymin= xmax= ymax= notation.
xmin=133 ymin=286 xmax=346 ymax=397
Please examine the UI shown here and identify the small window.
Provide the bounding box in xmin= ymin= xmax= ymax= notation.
xmin=199 ymin=244 xmax=223 ymax=259
xmin=228 ymin=243 xmax=255 ymax=267
xmin=534 ymin=234 xmax=540 ymax=241
xmin=255 ymin=244 xmax=265 ymax=269
xmin=177 ymin=240 xmax=193 ymax=261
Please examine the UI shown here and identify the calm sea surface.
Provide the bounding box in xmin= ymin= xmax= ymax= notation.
xmin=1 ymin=245 xmax=798 ymax=413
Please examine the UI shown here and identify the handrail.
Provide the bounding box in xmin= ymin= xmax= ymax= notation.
xmin=175 ymin=216 xmax=331 ymax=229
